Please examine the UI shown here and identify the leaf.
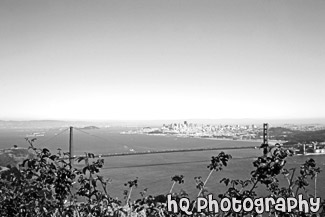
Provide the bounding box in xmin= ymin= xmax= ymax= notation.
xmin=88 ymin=153 xmax=95 ymax=158
xmin=49 ymin=155 xmax=58 ymax=161
xmin=97 ymin=175 xmax=103 ymax=182
xmin=22 ymin=159 xmax=29 ymax=167
xmin=77 ymin=157 xmax=85 ymax=163
xmin=220 ymin=178 xmax=230 ymax=186
xmin=92 ymin=179 xmax=97 ymax=187
xmin=82 ymin=166 xmax=88 ymax=174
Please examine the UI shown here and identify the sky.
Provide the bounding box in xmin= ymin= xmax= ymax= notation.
xmin=0 ymin=0 xmax=324 ymax=121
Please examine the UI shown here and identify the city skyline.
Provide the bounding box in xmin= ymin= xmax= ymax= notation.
xmin=1 ymin=0 xmax=325 ymax=121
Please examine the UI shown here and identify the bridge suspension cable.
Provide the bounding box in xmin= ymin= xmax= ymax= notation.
xmin=73 ymin=127 xmax=135 ymax=151
xmin=35 ymin=127 xmax=70 ymax=147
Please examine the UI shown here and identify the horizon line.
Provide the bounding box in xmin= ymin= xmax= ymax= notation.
xmin=1 ymin=117 xmax=325 ymax=122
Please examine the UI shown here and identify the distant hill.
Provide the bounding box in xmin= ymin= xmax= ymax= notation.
xmin=0 ymin=120 xmax=126 ymax=129
xmin=269 ymin=127 xmax=296 ymax=135
xmin=0 ymin=120 xmax=70 ymax=129
xmin=0 ymin=120 xmax=103 ymax=129
xmin=78 ymin=126 xmax=100 ymax=130
xmin=269 ymin=127 xmax=325 ymax=145
xmin=2 ymin=118 xmax=325 ymax=129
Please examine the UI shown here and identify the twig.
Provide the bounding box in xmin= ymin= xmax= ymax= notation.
xmin=315 ymin=172 xmax=317 ymax=198
xmin=126 ymin=187 xmax=133 ymax=206
xmin=191 ymin=169 xmax=214 ymax=211
xmin=169 ymin=181 xmax=176 ymax=194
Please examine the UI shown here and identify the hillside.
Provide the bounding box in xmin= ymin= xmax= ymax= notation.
xmin=0 ymin=148 xmax=34 ymax=167
xmin=269 ymin=127 xmax=325 ymax=144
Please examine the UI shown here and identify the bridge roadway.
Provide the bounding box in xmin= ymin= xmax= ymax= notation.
xmin=74 ymin=145 xmax=258 ymax=158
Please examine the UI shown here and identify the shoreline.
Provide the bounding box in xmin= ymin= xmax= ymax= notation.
xmin=122 ymin=132 xmax=284 ymax=145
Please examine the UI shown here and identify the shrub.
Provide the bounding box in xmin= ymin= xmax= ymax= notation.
xmin=0 ymin=139 xmax=324 ymax=216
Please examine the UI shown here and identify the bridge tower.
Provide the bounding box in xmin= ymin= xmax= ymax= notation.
xmin=69 ymin=126 xmax=73 ymax=169
xmin=262 ymin=123 xmax=269 ymax=157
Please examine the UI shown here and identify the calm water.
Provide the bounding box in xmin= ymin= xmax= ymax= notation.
xmin=1 ymin=128 xmax=324 ymax=200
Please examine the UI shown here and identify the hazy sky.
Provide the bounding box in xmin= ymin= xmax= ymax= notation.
xmin=1 ymin=0 xmax=324 ymax=121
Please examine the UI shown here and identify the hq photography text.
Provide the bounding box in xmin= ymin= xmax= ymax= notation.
xmin=167 ymin=194 xmax=321 ymax=215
